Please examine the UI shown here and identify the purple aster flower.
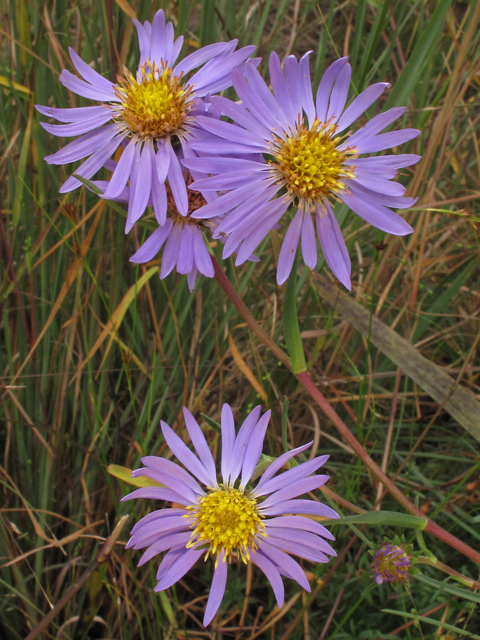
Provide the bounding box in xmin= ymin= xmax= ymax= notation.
xmin=36 ymin=9 xmax=256 ymax=232
xmin=128 ymin=175 xmax=215 ymax=291
xmin=184 ymin=53 xmax=421 ymax=289
xmin=372 ymin=543 xmax=413 ymax=585
xmin=122 ymin=404 xmax=338 ymax=626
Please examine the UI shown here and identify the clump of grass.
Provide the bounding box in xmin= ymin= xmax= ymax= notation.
xmin=1 ymin=1 xmax=480 ymax=638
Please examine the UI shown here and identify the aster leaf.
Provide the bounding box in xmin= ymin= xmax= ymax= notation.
xmin=323 ymin=511 xmax=427 ymax=529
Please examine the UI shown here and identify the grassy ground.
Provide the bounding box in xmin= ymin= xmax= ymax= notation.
xmin=1 ymin=0 xmax=480 ymax=638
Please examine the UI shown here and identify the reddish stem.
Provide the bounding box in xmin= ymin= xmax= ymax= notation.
xmin=213 ymin=257 xmax=480 ymax=567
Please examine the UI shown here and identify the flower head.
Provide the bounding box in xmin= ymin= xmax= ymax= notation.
xmin=122 ymin=404 xmax=338 ymax=626
xmin=128 ymin=176 xmax=214 ymax=291
xmin=184 ymin=53 xmax=421 ymax=289
xmin=372 ymin=542 xmax=413 ymax=586
xmin=36 ymin=10 xmax=256 ymax=232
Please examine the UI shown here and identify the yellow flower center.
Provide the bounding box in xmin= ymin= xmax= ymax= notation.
xmin=273 ymin=120 xmax=354 ymax=203
xmin=187 ymin=488 xmax=265 ymax=561
xmin=114 ymin=62 xmax=192 ymax=139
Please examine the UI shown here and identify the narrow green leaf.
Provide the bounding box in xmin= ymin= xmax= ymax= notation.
xmin=384 ymin=0 xmax=453 ymax=108
xmin=323 ymin=511 xmax=428 ymax=529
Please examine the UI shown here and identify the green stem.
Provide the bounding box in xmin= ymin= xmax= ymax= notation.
xmin=283 ymin=253 xmax=307 ymax=373
xmin=213 ymin=258 xmax=480 ymax=568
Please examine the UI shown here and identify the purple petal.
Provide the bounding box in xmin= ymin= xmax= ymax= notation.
xmin=188 ymin=138 xmax=265 ymax=156
xmin=336 ymin=83 xmax=389 ymax=133
xmin=249 ymin=550 xmax=285 ymax=607
xmin=229 ymin=406 xmax=262 ymax=485
xmin=164 ymin=21 xmax=175 ymax=65
xmin=40 ymin=109 xmax=112 ymax=136
xmin=166 ymin=140 xmax=188 ymax=216
xmin=260 ymin=476 xmax=329 ymax=509
xmin=344 ymin=107 xmax=406 ymax=147
xmin=264 ymin=515 xmax=335 ymax=541
xmin=315 ymin=57 xmax=348 ymax=123
xmin=35 ymin=104 xmax=110 ymax=123
xmin=156 ymin=141 xmax=170 ymax=183
xmin=356 ymin=153 xmax=421 ymax=169
xmin=269 ymin=51 xmax=296 ymax=126
xmin=182 ymin=156 xmax=268 ymax=176
xmin=150 ymin=9 xmax=166 ymax=65
xmin=174 ymin=42 xmax=231 ymax=77
xmin=171 ymin=35 xmax=184 ymax=66
xmin=59 ymin=133 xmax=125 ymax=192
xmin=231 ymin=68 xmax=286 ymax=137
xmin=150 ymin=148 xmax=168 ymax=225
xmin=103 ymin=137 xmax=136 ymax=199
xmin=120 ymin=486 xmax=192 ymax=506
xmin=160 ymin=222 xmax=182 ymax=278
xmin=68 ymin=47 xmax=115 ymax=93
xmin=191 ymin=44 xmax=258 ymax=97
xmin=203 ymin=551 xmax=228 ymax=626
xmin=299 ymin=52 xmax=315 ymax=128
xmin=261 ymin=499 xmax=339 ymax=519
xmin=244 ymin=63 xmax=289 ymax=130
xmin=155 ymin=546 xmax=205 ymax=591
xmin=196 ymin=115 xmax=267 ymax=149
xmin=240 ymin=411 xmax=271 ymax=490
xmin=284 ymin=55 xmax=302 ymax=124
xmin=352 ymin=174 xmax=406 ymax=196
xmin=277 ymin=209 xmax=303 ymax=285
xmin=264 ymin=527 xmax=336 ymax=557
xmin=217 ymin=184 xmax=282 ymax=238
xmin=183 ymin=407 xmax=217 ymax=485
xmin=301 ymin=209 xmax=317 ymax=269
xmin=138 ymin=531 xmax=192 ymax=566
xmin=133 ymin=19 xmax=150 ymax=64
xmin=128 ymin=516 xmax=191 ymax=550
xmin=131 ymin=508 xmax=187 ymax=536
xmin=253 ymin=442 xmax=313 ymax=494
xmin=235 ymin=198 xmax=289 ymax=265
xmin=130 ymin=220 xmax=173 ymax=263
xmin=161 ymin=421 xmax=214 ymax=487
xmin=44 ymin=124 xmax=119 ymax=165
xmin=59 ymin=69 xmax=117 ymax=102
xmin=340 ymin=186 xmax=413 ymax=235
xmin=255 ymin=455 xmax=329 ymax=497
xmin=327 ymin=62 xmax=351 ymax=123
xmin=192 ymin=227 xmax=214 ymax=277
xmin=191 ymin=179 xmax=269 ymax=219
xmin=131 ymin=468 xmax=198 ymax=504
xmin=258 ymin=540 xmax=311 ymax=591
xmin=221 ymin=404 xmax=235 ymax=486
xmin=187 ymin=267 xmax=198 ymax=292
xmin=176 ymin=224 xmax=194 ymax=275
xmin=316 ymin=202 xmax=351 ymax=290
xmin=141 ymin=455 xmax=204 ymax=495
xmin=126 ymin=140 xmax=153 ymax=233
xmin=353 ymin=129 xmax=421 ymax=154
xmin=190 ymin=171 xmax=269 ymax=192
xmin=348 ymin=182 xmax=415 ymax=210
xmin=156 ymin=545 xmax=187 ymax=580
xmin=209 ymin=95 xmax=274 ymax=142
xmin=262 ymin=533 xmax=328 ymax=563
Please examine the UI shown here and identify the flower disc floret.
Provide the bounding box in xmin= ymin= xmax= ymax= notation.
xmin=114 ymin=63 xmax=192 ymax=139
xmin=274 ymin=122 xmax=351 ymax=202
xmin=188 ymin=488 xmax=264 ymax=559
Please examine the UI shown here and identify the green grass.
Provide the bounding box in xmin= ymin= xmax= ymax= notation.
xmin=1 ymin=0 xmax=480 ymax=638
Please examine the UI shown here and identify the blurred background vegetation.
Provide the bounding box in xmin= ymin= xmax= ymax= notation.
xmin=1 ymin=0 xmax=480 ymax=638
